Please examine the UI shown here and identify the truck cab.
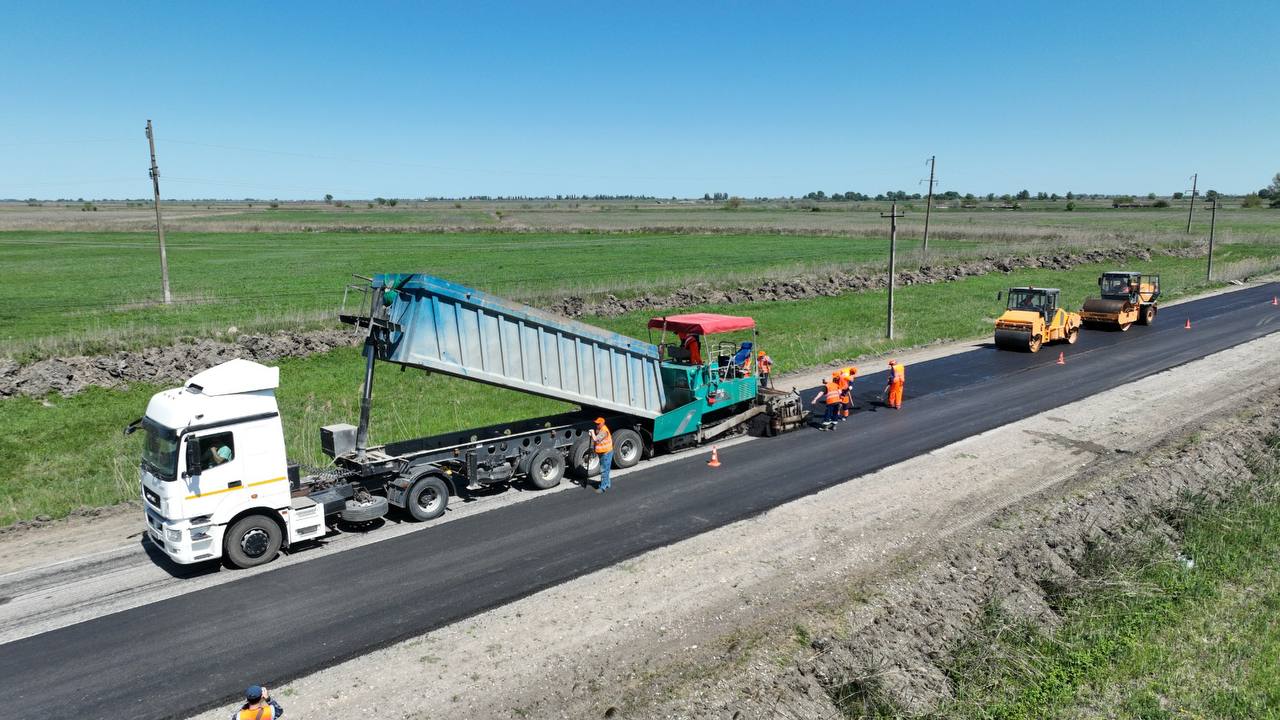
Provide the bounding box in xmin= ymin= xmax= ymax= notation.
xmin=135 ymin=359 xmax=318 ymax=567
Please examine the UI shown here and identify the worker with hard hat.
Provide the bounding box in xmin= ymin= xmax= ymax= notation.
xmin=757 ymin=350 xmax=773 ymax=388
xmin=590 ymin=417 xmax=614 ymax=492
xmin=832 ymin=366 xmax=857 ymax=419
xmin=884 ymin=360 xmax=905 ymax=409
xmin=811 ymin=376 xmax=842 ymax=430
xmin=234 ymin=685 xmax=284 ymax=720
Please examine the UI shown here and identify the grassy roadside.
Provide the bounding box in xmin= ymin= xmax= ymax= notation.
xmin=1 ymin=248 xmax=1278 ymax=526
xmin=931 ymin=435 xmax=1280 ymax=720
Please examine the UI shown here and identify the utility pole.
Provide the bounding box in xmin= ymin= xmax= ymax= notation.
xmin=1206 ymin=198 xmax=1217 ymax=282
xmin=1185 ymin=173 xmax=1197 ymax=234
xmin=921 ymin=155 xmax=936 ymax=265
xmin=146 ymin=119 xmax=172 ymax=304
xmin=881 ymin=202 xmax=905 ymax=339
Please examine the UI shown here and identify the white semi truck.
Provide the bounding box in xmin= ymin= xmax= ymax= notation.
xmin=131 ymin=275 xmax=805 ymax=568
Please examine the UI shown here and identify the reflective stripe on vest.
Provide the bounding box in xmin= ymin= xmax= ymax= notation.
xmin=824 ymin=382 xmax=841 ymax=404
xmin=594 ymin=427 xmax=613 ymax=454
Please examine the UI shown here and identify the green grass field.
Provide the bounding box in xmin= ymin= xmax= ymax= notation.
xmin=0 ymin=228 xmax=1121 ymax=359
xmin=3 ymin=247 xmax=1276 ymax=526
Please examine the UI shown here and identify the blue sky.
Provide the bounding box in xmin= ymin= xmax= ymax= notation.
xmin=2 ymin=1 xmax=1275 ymax=199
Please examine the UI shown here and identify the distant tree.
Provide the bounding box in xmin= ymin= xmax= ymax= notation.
xmin=985 ymin=193 xmax=995 ymax=202
xmin=1050 ymin=193 xmax=1060 ymax=201
xmin=1000 ymin=193 xmax=1012 ymax=203
xmin=374 ymin=197 xmax=387 ymax=206
xmin=1111 ymin=196 xmax=1135 ymax=208
xmin=269 ymin=199 xmax=280 ymax=209
xmin=1268 ymin=173 xmax=1280 ymax=207
xmin=1147 ymin=192 xmax=1157 ymax=200
xmin=703 ymin=193 xmax=712 ymax=201
xmin=1172 ymin=192 xmax=1184 ymax=200
xmin=1036 ymin=192 xmax=1048 ymax=200
xmin=963 ymin=193 xmax=975 ymax=201
xmin=1016 ymin=189 xmax=1030 ymax=200
xmin=1241 ymin=193 xmax=1262 ymax=208
xmin=724 ymin=196 xmax=743 ymax=209
xmin=1065 ymin=201 xmax=1076 ymax=211
xmin=1153 ymin=199 xmax=1170 ymax=208
xmin=1204 ymin=190 xmax=1220 ymax=201
xmin=388 ymin=198 xmax=398 ymax=207
xmin=324 ymin=193 xmax=333 ymax=204
xmin=1065 ymin=191 xmax=1075 ymax=200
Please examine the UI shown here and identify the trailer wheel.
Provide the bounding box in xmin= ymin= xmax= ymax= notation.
xmin=569 ymin=436 xmax=601 ymax=479
xmin=611 ymin=429 xmax=643 ymax=469
xmin=406 ymin=475 xmax=449 ymax=522
xmin=1139 ymin=305 xmax=1156 ymax=325
xmin=527 ymin=448 xmax=566 ymax=490
xmin=224 ymin=514 xmax=282 ymax=569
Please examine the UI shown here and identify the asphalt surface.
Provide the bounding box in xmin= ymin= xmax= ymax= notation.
xmin=5 ymin=282 xmax=1279 ymax=719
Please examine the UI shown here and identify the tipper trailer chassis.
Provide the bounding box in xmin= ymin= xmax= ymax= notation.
xmin=132 ymin=274 xmax=806 ymax=568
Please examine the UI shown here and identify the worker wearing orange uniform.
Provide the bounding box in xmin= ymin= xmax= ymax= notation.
xmin=832 ymin=366 xmax=858 ymax=419
xmin=680 ymin=333 xmax=703 ymax=365
xmin=590 ymin=417 xmax=613 ymax=492
xmin=757 ymin=350 xmax=773 ymax=388
xmin=884 ymin=360 xmax=905 ymax=409
xmin=811 ymin=377 xmax=842 ymax=430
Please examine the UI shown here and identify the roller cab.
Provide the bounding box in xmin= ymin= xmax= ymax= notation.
xmin=994 ymin=287 xmax=1081 ymax=353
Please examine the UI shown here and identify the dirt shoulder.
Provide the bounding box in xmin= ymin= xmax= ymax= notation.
xmin=185 ymin=313 xmax=1280 ymax=719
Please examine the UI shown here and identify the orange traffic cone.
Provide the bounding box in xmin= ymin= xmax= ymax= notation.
xmin=1185 ymin=318 xmax=1192 ymax=330
xmin=707 ymin=447 xmax=721 ymax=468
xmin=1056 ymin=352 xmax=1065 ymax=365
xmin=1272 ymin=296 xmax=1278 ymax=306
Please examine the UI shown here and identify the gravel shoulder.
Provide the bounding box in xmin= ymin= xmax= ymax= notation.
xmin=183 ymin=314 xmax=1280 ymax=719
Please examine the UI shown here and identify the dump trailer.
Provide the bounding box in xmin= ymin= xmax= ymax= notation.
xmin=1080 ymin=271 xmax=1160 ymax=330
xmin=131 ymin=274 xmax=807 ymax=569
xmin=993 ymin=287 xmax=1082 ymax=352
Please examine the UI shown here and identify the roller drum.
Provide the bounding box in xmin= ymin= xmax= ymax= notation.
xmin=1082 ymin=297 xmax=1130 ymax=315
xmin=994 ymin=328 xmax=1034 ymax=351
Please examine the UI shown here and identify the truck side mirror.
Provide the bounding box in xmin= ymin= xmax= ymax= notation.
xmin=183 ymin=438 xmax=201 ymax=478
xmin=996 ymin=291 xmax=1003 ymax=301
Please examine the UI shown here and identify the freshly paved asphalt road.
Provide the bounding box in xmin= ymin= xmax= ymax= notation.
xmin=5 ymin=283 xmax=1278 ymax=719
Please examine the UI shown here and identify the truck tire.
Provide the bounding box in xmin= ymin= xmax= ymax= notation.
xmin=611 ymin=429 xmax=643 ymax=469
xmin=340 ymin=495 xmax=389 ymax=523
xmin=406 ymin=475 xmax=449 ymax=522
xmin=569 ymin=435 xmax=601 ymax=479
xmin=527 ymin=448 xmax=565 ymax=490
xmin=224 ymin=514 xmax=282 ymax=569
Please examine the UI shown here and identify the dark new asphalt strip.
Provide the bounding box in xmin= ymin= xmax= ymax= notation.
xmin=4 ymin=283 xmax=1278 ymax=719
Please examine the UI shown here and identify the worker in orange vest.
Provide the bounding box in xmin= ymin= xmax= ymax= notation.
xmin=680 ymin=333 xmax=703 ymax=365
xmin=590 ymin=417 xmax=613 ymax=492
xmin=234 ymin=685 xmax=283 ymax=720
xmin=757 ymin=350 xmax=773 ymax=388
xmin=884 ymin=360 xmax=905 ymax=409
xmin=832 ymin=366 xmax=858 ymax=419
xmin=811 ymin=377 xmax=842 ymax=430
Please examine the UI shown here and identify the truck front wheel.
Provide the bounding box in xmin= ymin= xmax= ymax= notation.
xmin=406 ymin=475 xmax=450 ymax=522
xmin=224 ymin=514 xmax=282 ymax=569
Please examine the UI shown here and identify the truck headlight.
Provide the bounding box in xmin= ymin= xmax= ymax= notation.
xmin=166 ymin=528 xmax=182 ymax=543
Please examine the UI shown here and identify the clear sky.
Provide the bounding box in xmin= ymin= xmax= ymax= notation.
xmin=2 ymin=1 xmax=1275 ymax=200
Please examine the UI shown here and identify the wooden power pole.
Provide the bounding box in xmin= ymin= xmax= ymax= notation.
xmin=1206 ymin=198 xmax=1217 ymax=281
xmin=881 ymin=202 xmax=905 ymax=339
xmin=921 ymin=155 xmax=936 ymax=265
xmin=146 ymin=119 xmax=173 ymax=304
xmin=1185 ymin=173 xmax=1197 ymax=234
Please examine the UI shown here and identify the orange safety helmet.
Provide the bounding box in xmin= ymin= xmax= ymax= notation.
xmin=888 ymin=359 xmax=897 ymax=366
xmin=757 ymin=350 xmax=766 ymax=357
xmin=594 ymin=417 xmax=606 ymax=425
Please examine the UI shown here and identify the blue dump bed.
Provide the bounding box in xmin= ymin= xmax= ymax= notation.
xmin=375 ymin=274 xmax=666 ymax=418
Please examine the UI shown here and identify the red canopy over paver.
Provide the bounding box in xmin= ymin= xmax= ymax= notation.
xmin=647 ymin=313 xmax=756 ymax=336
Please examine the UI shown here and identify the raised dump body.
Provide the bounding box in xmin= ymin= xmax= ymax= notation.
xmin=374 ymin=273 xmax=666 ymax=418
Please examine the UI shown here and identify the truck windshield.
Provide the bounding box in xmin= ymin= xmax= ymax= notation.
xmin=141 ymin=418 xmax=179 ymax=480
